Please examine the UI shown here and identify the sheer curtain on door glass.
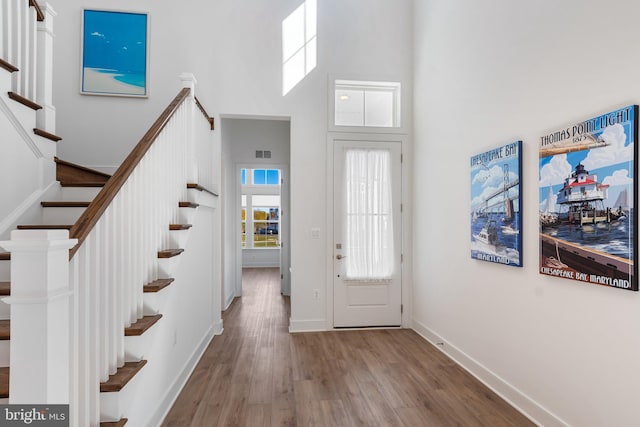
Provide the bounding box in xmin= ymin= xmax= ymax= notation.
xmin=344 ymin=148 xmax=394 ymax=280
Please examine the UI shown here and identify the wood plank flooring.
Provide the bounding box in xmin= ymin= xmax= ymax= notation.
xmin=162 ymin=268 xmax=534 ymax=426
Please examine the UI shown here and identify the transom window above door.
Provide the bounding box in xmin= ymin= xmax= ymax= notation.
xmin=334 ymin=80 xmax=401 ymax=128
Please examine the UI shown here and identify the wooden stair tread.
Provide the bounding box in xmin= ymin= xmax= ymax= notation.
xmin=186 ymin=183 xmax=219 ymax=197
xmin=100 ymin=419 xmax=128 ymax=427
xmin=0 ymin=58 xmax=18 ymax=73
xmin=143 ymin=278 xmax=174 ymax=293
xmin=17 ymin=224 xmax=73 ymax=230
xmin=179 ymin=201 xmax=199 ymax=208
xmin=0 ymin=253 xmax=9 ymax=261
xmin=125 ymin=314 xmax=162 ymax=336
xmin=0 ymin=320 xmax=9 ymax=340
xmin=34 ymin=128 xmax=62 ymax=142
xmin=55 ymin=156 xmax=111 ymax=184
xmin=60 ymin=182 xmax=106 ymax=187
xmin=0 ymin=282 xmax=10 ymax=296
xmin=100 ymin=360 xmax=147 ymax=393
xmin=8 ymin=92 xmax=42 ymax=110
xmin=41 ymin=201 xmax=91 ymax=208
xmin=158 ymin=248 xmax=184 ymax=258
xmin=169 ymin=224 xmax=192 ymax=230
xmin=0 ymin=367 xmax=8 ymax=398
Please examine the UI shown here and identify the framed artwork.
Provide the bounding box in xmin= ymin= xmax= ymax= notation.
xmin=81 ymin=9 xmax=149 ymax=97
xmin=470 ymin=141 xmax=523 ymax=267
xmin=539 ymin=105 xmax=638 ymax=291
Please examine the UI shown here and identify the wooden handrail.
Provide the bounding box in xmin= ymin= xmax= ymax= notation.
xmin=69 ymin=88 xmax=191 ymax=259
xmin=29 ymin=0 xmax=45 ymax=22
xmin=195 ymin=96 xmax=215 ymax=130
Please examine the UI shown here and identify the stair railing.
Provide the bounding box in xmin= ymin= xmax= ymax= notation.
xmin=2 ymin=74 xmax=216 ymax=426
xmin=0 ymin=0 xmax=56 ymax=132
xmin=68 ymin=74 xmax=215 ymax=426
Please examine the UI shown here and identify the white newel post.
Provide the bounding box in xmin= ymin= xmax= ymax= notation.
xmin=35 ymin=3 xmax=56 ymax=133
xmin=179 ymin=72 xmax=198 ymax=183
xmin=0 ymin=230 xmax=76 ymax=404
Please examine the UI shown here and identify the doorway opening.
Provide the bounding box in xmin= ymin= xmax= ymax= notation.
xmin=220 ymin=116 xmax=291 ymax=311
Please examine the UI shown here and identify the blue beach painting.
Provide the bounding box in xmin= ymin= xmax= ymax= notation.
xmin=82 ymin=10 xmax=148 ymax=96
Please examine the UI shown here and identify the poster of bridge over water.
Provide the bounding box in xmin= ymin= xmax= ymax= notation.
xmin=538 ymin=105 xmax=638 ymax=291
xmin=470 ymin=141 xmax=522 ymax=267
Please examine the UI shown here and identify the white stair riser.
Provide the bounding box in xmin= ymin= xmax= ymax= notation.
xmin=0 ymin=341 xmax=9 ymax=367
xmin=0 ymin=261 xmax=9 ymax=281
xmin=0 ymin=301 xmax=9 ymax=320
xmin=60 ymin=186 xmax=102 ymax=201
xmin=100 ymin=363 xmax=148 ymax=422
xmin=42 ymin=206 xmax=87 ymax=224
xmin=157 ymin=257 xmax=181 ymax=279
xmin=142 ymin=280 xmax=176 ymax=315
xmin=178 ymin=208 xmax=197 ymax=225
xmin=124 ymin=325 xmax=161 ymax=362
xmin=169 ymin=230 xmax=190 ymax=249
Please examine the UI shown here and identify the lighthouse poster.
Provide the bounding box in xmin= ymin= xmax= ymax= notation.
xmin=539 ymin=105 xmax=638 ymax=291
xmin=470 ymin=141 xmax=522 ymax=267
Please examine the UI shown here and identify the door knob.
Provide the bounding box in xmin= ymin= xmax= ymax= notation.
xmin=336 ymin=254 xmax=346 ymax=260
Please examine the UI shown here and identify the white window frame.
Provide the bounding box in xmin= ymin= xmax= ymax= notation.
xmin=329 ymin=76 xmax=406 ymax=134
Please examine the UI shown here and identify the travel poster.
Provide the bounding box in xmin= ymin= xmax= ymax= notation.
xmin=470 ymin=141 xmax=522 ymax=267
xmin=81 ymin=9 xmax=148 ymax=97
xmin=539 ymin=105 xmax=638 ymax=291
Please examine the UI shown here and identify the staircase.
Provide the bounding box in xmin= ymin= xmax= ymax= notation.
xmin=0 ymin=155 xmax=219 ymax=425
xmin=0 ymin=2 xmax=222 ymax=426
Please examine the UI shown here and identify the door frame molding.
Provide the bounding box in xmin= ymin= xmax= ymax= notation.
xmin=326 ymin=132 xmax=412 ymax=329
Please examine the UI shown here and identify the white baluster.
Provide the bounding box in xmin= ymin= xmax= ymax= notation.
xmin=36 ymin=2 xmax=56 ymax=132
xmin=26 ymin=5 xmax=36 ymax=100
xmin=0 ymin=1 xmax=5 ymax=61
xmin=10 ymin=1 xmax=21 ymax=92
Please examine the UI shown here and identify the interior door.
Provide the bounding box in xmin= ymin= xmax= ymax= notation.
xmin=280 ymin=167 xmax=291 ymax=295
xmin=333 ymin=140 xmax=402 ymax=327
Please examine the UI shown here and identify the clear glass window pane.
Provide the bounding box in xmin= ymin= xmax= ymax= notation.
xmin=253 ymin=195 xmax=280 ymax=206
xmin=241 ymin=168 xmax=246 ymax=185
xmin=254 ymin=222 xmax=279 ymax=247
xmin=335 ymin=89 xmax=364 ymax=126
xmin=253 ymin=169 xmax=266 ymax=185
xmin=364 ymin=91 xmax=394 ymax=127
xmin=267 ymin=169 xmax=280 ymax=185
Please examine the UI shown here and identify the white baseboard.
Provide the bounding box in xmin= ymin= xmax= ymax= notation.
xmin=148 ymin=325 xmax=215 ymax=427
xmin=212 ymin=318 xmax=224 ymax=336
xmin=288 ymin=318 xmax=327 ymax=333
xmin=223 ymin=294 xmax=235 ymax=311
xmin=411 ymin=319 xmax=567 ymax=427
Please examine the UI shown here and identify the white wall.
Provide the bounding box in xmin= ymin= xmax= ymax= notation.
xmin=52 ymin=0 xmax=220 ymax=170
xmin=52 ymin=0 xmax=414 ymax=329
xmin=413 ymin=1 xmax=640 ymax=425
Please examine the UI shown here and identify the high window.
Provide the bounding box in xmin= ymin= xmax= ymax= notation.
xmin=334 ymin=80 xmax=401 ymax=128
xmin=241 ymin=168 xmax=281 ymax=249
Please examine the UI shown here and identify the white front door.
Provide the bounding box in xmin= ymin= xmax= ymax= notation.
xmin=333 ymin=140 xmax=402 ymax=327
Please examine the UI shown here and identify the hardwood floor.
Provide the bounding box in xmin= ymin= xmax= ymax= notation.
xmin=162 ymin=268 xmax=534 ymax=426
